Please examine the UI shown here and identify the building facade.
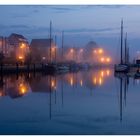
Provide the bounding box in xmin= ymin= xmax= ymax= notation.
xmin=8 ymin=33 xmax=30 ymax=63
xmin=30 ymin=39 xmax=57 ymax=63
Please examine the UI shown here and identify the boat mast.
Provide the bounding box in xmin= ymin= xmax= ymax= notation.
xmin=55 ymin=35 xmax=57 ymax=63
xmin=120 ymin=19 xmax=123 ymax=64
xmin=62 ymin=31 xmax=64 ymax=62
xmin=50 ymin=21 xmax=52 ymax=63
xmin=124 ymin=32 xmax=127 ymax=64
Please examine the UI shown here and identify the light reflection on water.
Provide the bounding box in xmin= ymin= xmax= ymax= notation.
xmin=0 ymin=68 xmax=140 ymax=134
xmin=0 ymin=68 xmax=112 ymax=98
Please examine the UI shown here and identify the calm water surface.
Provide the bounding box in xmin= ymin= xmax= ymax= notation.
xmin=0 ymin=68 xmax=140 ymax=135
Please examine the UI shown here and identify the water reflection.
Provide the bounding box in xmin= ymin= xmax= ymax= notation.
xmin=0 ymin=68 xmax=111 ymax=99
xmin=1 ymin=68 xmax=140 ymax=134
xmin=114 ymin=73 xmax=129 ymax=121
xmin=0 ymin=75 xmax=31 ymax=98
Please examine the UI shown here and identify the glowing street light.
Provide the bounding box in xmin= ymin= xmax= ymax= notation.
xmin=106 ymin=57 xmax=111 ymax=63
xmin=98 ymin=48 xmax=103 ymax=54
xmin=20 ymin=43 xmax=25 ymax=49
xmin=70 ymin=48 xmax=74 ymax=53
xmin=51 ymin=47 xmax=55 ymax=52
xmin=100 ymin=57 xmax=105 ymax=62
xmin=18 ymin=56 xmax=23 ymax=60
xmin=94 ymin=50 xmax=97 ymax=54
xmin=80 ymin=48 xmax=83 ymax=53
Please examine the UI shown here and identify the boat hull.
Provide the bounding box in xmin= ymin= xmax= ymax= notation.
xmin=114 ymin=64 xmax=129 ymax=73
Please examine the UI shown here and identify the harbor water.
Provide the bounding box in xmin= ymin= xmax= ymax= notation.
xmin=0 ymin=67 xmax=140 ymax=134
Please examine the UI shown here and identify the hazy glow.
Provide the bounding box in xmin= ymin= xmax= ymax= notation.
xmin=70 ymin=77 xmax=74 ymax=86
xmin=20 ymin=43 xmax=25 ymax=49
xmin=80 ymin=48 xmax=83 ymax=53
xmin=101 ymin=71 xmax=104 ymax=77
xmin=106 ymin=70 xmax=110 ymax=76
xmin=101 ymin=57 xmax=105 ymax=62
xmin=99 ymin=77 xmax=103 ymax=85
xmin=80 ymin=79 xmax=83 ymax=86
xmin=106 ymin=57 xmax=111 ymax=62
xmin=19 ymin=83 xmax=27 ymax=95
xmin=70 ymin=48 xmax=74 ymax=53
xmin=98 ymin=48 xmax=103 ymax=54
xmin=18 ymin=56 xmax=23 ymax=59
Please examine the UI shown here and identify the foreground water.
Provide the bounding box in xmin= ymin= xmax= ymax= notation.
xmin=0 ymin=67 xmax=140 ymax=134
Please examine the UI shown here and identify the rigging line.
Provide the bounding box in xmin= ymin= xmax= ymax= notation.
xmin=115 ymin=36 xmax=121 ymax=63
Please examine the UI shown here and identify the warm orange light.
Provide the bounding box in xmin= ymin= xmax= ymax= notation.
xmin=98 ymin=48 xmax=103 ymax=54
xmin=94 ymin=50 xmax=97 ymax=53
xmin=18 ymin=56 xmax=23 ymax=60
xmin=0 ymin=92 xmax=3 ymax=97
xmin=80 ymin=80 xmax=83 ymax=86
xmin=20 ymin=43 xmax=25 ymax=48
xmin=21 ymin=88 xmax=25 ymax=93
xmin=94 ymin=77 xmax=97 ymax=84
xmin=106 ymin=57 xmax=111 ymax=62
xmin=100 ymin=57 xmax=105 ymax=62
xmin=19 ymin=83 xmax=27 ymax=95
xmin=106 ymin=70 xmax=110 ymax=76
xmin=80 ymin=49 xmax=83 ymax=53
xmin=101 ymin=71 xmax=104 ymax=77
xmin=51 ymin=80 xmax=55 ymax=88
xmin=51 ymin=47 xmax=55 ymax=52
xmin=99 ymin=77 xmax=103 ymax=85
xmin=70 ymin=48 xmax=74 ymax=53
xmin=70 ymin=77 xmax=73 ymax=86
xmin=42 ymin=57 xmax=46 ymax=60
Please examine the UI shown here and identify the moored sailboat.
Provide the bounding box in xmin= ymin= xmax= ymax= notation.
xmin=114 ymin=20 xmax=129 ymax=73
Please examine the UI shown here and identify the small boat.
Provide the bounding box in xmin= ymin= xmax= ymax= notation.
xmin=58 ymin=65 xmax=69 ymax=72
xmin=114 ymin=20 xmax=129 ymax=73
xmin=114 ymin=64 xmax=129 ymax=72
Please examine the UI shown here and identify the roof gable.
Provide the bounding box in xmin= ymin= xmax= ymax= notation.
xmin=30 ymin=39 xmax=55 ymax=48
xmin=9 ymin=33 xmax=26 ymax=39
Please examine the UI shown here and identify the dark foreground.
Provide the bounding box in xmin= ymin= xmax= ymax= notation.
xmin=0 ymin=68 xmax=140 ymax=134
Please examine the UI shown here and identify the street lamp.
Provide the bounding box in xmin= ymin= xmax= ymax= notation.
xmin=98 ymin=48 xmax=103 ymax=54
xmin=106 ymin=57 xmax=111 ymax=63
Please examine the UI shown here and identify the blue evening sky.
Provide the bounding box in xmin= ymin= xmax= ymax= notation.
xmin=0 ymin=5 xmax=140 ymax=60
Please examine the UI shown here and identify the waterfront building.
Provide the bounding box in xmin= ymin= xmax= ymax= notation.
xmin=30 ymin=38 xmax=57 ymax=63
xmin=8 ymin=33 xmax=30 ymax=63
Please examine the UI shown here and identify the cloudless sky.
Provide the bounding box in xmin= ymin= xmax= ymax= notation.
xmin=0 ymin=5 xmax=140 ymax=60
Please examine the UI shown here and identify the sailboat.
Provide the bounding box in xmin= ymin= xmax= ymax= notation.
xmin=114 ymin=20 xmax=129 ymax=73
